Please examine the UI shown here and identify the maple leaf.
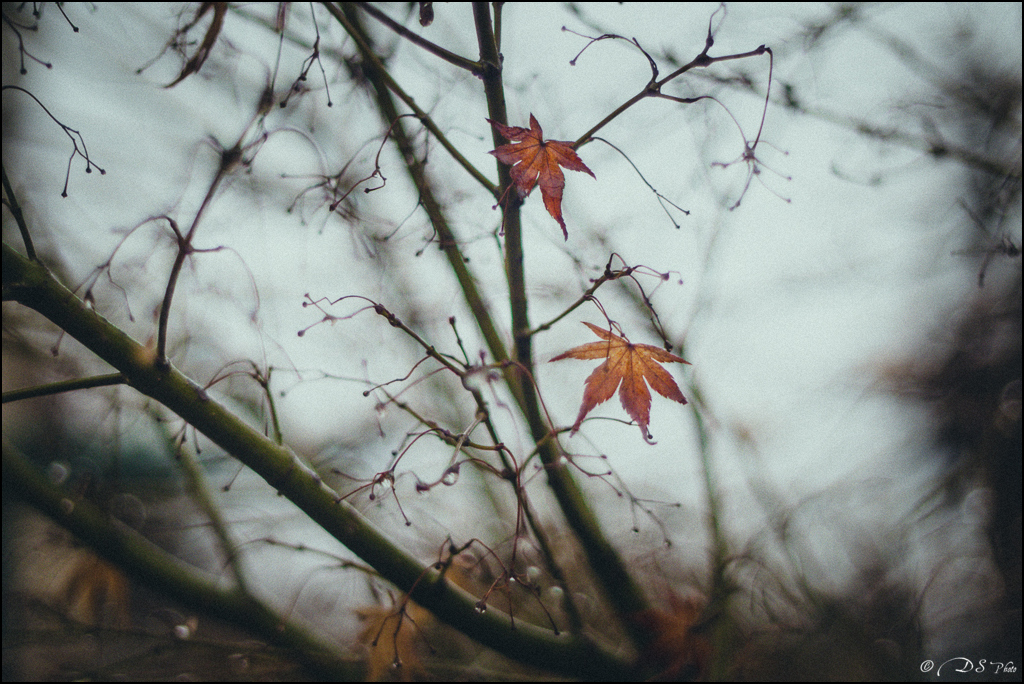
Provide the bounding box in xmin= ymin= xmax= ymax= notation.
xmin=631 ymin=591 xmax=711 ymax=680
xmin=550 ymin=322 xmax=690 ymax=439
xmin=488 ymin=114 xmax=595 ymax=239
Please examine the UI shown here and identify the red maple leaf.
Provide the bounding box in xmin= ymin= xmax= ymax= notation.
xmin=488 ymin=114 xmax=595 ymax=239
xmin=550 ymin=322 xmax=689 ymax=439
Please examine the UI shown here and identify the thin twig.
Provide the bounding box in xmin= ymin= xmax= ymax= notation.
xmin=2 ymin=373 xmax=125 ymax=403
xmin=355 ymin=2 xmax=482 ymax=74
xmin=2 ymin=161 xmax=36 ymax=260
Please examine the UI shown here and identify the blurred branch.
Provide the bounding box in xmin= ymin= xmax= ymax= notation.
xmin=2 ymin=241 xmax=631 ymax=679
xmin=326 ymin=4 xmax=510 ymax=373
xmin=158 ymin=415 xmax=253 ymax=595
xmin=354 ymin=2 xmax=482 ymax=74
xmin=2 ymin=160 xmax=36 ymax=260
xmin=2 ymin=372 xmax=125 ymax=403
xmin=314 ymin=3 xmax=497 ymax=196
xmin=781 ymin=98 xmax=1021 ymax=180
xmin=2 ymin=436 xmax=363 ymax=681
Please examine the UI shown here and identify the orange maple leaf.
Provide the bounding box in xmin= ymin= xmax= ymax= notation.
xmin=550 ymin=322 xmax=689 ymax=439
xmin=488 ymin=114 xmax=595 ymax=239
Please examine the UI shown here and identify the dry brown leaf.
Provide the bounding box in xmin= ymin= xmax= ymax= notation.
xmin=356 ymin=601 xmax=432 ymax=682
xmin=550 ymin=322 xmax=689 ymax=439
xmin=632 ymin=591 xmax=711 ymax=681
xmin=487 ymin=114 xmax=595 ymax=239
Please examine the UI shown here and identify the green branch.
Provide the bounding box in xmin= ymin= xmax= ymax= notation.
xmin=2 ymin=438 xmax=362 ymax=681
xmin=2 ymin=241 xmax=630 ymax=679
xmin=471 ymin=1 xmax=654 ymax=651
xmin=2 ymin=372 xmax=125 ymax=403
xmin=333 ymin=8 xmax=599 ymax=639
xmin=328 ymin=4 xmax=515 ymax=395
xmin=319 ymin=3 xmax=497 ymax=196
